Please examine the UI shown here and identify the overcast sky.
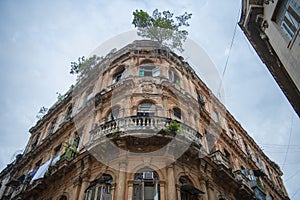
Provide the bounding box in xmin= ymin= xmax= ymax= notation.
xmin=0 ymin=0 xmax=299 ymax=199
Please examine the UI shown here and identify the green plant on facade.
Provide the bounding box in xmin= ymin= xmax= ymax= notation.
xmin=159 ymin=121 xmax=181 ymax=136
xmin=70 ymin=55 xmax=103 ymax=81
xmin=132 ymin=9 xmax=192 ymax=52
xmin=256 ymin=178 xmax=266 ymax=192
xmin=62 ymin=141 xmax=79 ymax=160
xmin=36 ymin=106 xmax=48 ymax=120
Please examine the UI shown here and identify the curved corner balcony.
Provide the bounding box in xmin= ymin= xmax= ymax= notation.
xmin=87 ymin=116 xmax=202 ymax=152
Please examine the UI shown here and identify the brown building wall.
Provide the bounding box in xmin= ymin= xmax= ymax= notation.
xmin=0 ymin=41 xmax=289 ymax=200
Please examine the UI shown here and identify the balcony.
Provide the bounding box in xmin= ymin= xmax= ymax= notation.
xmin=250 ymin=180 xmax=266 ymax=200
xmin=87 ymin=116 xmax=202 ymax=150
xmin=234 ymin=170 xmax=252 ymax=189
xmin=210 ymin=150 xmax=231 ymax=169
xmin=233 ymin=170 xmax=255 ymax=199
xmin=10 ymin=184 xmax=25 ymax=199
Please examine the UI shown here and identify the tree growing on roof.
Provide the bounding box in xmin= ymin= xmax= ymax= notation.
xmin=132 ymin=9 xmax=192 ymax=52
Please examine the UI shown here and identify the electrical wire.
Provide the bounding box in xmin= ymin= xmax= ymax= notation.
xmin=281 ymin=112 xmax=295 ymax=170
xmin=217 ymin=7 xmax=241 ymax=98
xmin=285 ymin=169 xmax=300 ymax=182
xmin=264 ymin=150 xmax=300 ymax=154
xmin=261 ymin=144 xmax=300 ymax=147
xmin=291 ymin=186 xmax=300 ymax=198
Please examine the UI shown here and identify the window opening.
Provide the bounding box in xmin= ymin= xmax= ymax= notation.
xmin=173 ymin=108 xmax=181 ymax=119
xmin=139 ymin=63 xmax=160 ymax=77
xmin=112 ymin=67 xmax=125 ymax=84
xmin=65 ymin=105 xmax=73 ymax=120
xmin=86 ymin=174 xmax=113 ymax=200
xmin=169 ymin=69 xmax=180 ymax=85
xmin=276 ymin=0 xmax=300 ymax=39
xmin=108 ymin=108 xmax=120 ymax=121
xmin=180 ymin=176 xmax=201 ymax=200
xmin=137 ymin=103 xmax=155 ymax=117
xmin=133 ymin=170 xmax=160 ymax=200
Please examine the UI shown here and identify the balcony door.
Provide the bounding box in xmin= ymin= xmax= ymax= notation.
xmin=133 ymin=171 xmax=160 ymax=200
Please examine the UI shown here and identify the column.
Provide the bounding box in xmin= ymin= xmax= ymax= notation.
xmin=127 ymin=181 xmax=133 ymax=200
xmin=167 ymin=165 xmax=177 ymax=200
xmin=199 ymin=179 xmax=208 ymax=200
xmin=206 ymin=180 xmax=216 ymax=200
xmin=160 ymin=182 xmax=166 ymax=200
xmin=78 ymin=176 xmax=90 ymax=200
xmin=162 ymin=95 xmax=168 ymax=117
xmin=73 ymin=176 xmax=82 ymax=200
xmin=176 ymin=184 xmax=181 ymax=200
xmin=116 ymin=163 xmax=126 ymax=200
xmin=111 ymin=183 xmax=116 ymax=200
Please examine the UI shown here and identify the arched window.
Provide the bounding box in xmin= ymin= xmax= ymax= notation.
xmin=31 ymin=133 xmax=40 ymax=149
xmin=205 ymin=131 xmax=216 ymax=153
xmin=137 ymin=102 xmax=155 ymax=117
xmin=139 ymin=61 xmax=160 ymax=77
xmin=65 ymin=105 xmax=73 ymax=120
xmin=212 ymin=110 xmax=219 ymax=124
xmin=85 ymin=87 xmax=94 ymax=103
xmin=169 ymin=68 xmax=180 ymax=85
xmin=108 ymin=107 xmax=120 ymax=121
xmin=196 ymin=92 xmax=206 ymax=105
xmin=179 ymin=176 xmax=202 ymax=200
xmin=229 ymin=128 xmax=238 ymax=142
xmin=48 ymin=118 xmax=57 ymax=135
xmin=133 ymin=170 xmax=160 ymax=200
xmin=224 ymin=149 xmax=231 ymax=163
xmin=173 ymin=108 xmax=181 ymax=119
xmin=86 ymin=174 xmax=113 ymax=200
xmin=112 ymin=66 xmax=125 ymax=84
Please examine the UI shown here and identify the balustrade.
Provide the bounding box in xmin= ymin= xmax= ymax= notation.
xmin=89 ymin=116 xmax=202 ymax=147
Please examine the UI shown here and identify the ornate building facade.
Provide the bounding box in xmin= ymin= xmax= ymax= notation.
xmin=239 ymin=0 xmax=300 ymax=117
xmin=0 ymin=40 xmax=290 ymax=200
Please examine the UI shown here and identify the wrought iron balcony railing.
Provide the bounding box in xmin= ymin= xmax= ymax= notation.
xmin=89 ymin=116 xmax=202 ymax=147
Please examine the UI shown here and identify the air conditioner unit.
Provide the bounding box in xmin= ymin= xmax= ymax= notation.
xmin=143 ymin=172 xmax=154 ymax=180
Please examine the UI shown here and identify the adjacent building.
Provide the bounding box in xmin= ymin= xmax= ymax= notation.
xmin=239 ymin=0 xmax=300 ymax=117
xmin=0 ymin=40 xmax=290 ymax=200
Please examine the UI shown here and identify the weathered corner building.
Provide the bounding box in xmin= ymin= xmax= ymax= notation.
xmin=239 ymin=0 xmax=300 ymax=117
xmin=0 ymin=40 xmax=290 ymax=200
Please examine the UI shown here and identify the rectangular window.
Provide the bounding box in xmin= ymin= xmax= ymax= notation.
xmin=169 ymin=69 xmax=180 ymax=85
xmin=112 ymin=68 xmax=125 ymax=84
xmin=213 ymin=110 xmax=220 ymax=124
xmin=86 ymin=89 xmax=93 ymax=102
xmin=31 ymin=133 xmax=40 ymax=149
xmin=139 ymin=68 xmax=145 ymax=76
xmin=275 ymin=0 xmax=300 ymax=39
xmin=48 ymin=119 xmax=57 ymax=135
xmin=139 ymin=63 xmax=159 ymax=77
xmin=65 ymin=105 xmax=72 ymax=120
xmin=197 ymin=92 xmax=206 ymax=105
xmin=52 ymin=144 xmax=61 ymax=165
xmin=205 ymin=131 xmax=216 ymax=153
xmin=152 ymin=67 xmax=160 ymax=77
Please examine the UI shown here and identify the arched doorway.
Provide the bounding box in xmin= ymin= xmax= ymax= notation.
xmin=85 ymin=174 xmax=113 ymax=200
xmin=133 ymin=169 xmax=160 ymax=200
xmin=179 ymin=176 xmax=202 ymax=200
